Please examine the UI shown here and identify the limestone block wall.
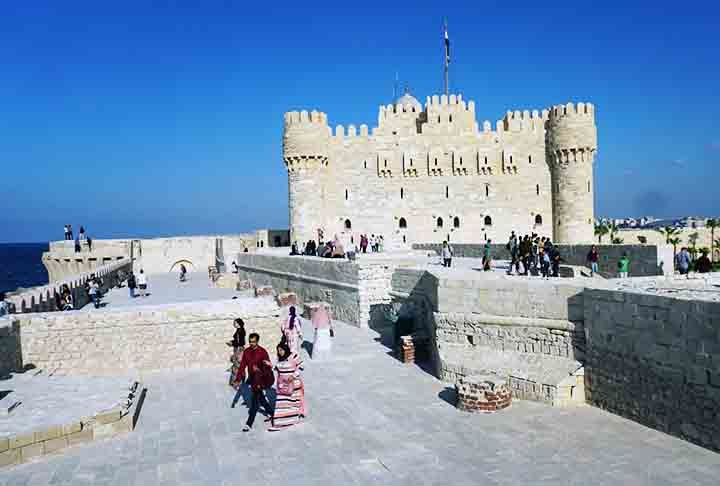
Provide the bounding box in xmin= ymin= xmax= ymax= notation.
xmin=583 ymin=289 xmax=720 ymax=452
xmin=0 ymin=318 xmax=20 ymax=377
xmin=8 ymin=298 xmax=280 ymax=375
xmin=6 ymin=259 xmax=132 ymax=314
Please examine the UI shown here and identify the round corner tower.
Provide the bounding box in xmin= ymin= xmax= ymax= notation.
xmin=283 ymin=109 xmax=329 ymax=245
xmin=546 ymin=102 xmax=597 ymax=244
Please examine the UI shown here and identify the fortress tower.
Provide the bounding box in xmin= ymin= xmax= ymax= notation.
xmin=283 ymin=110 xmax=329 ymax=245
xmin=546 ymin=103 xmax=598 ymax=244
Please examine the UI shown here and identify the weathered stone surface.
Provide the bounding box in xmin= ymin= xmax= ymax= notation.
xmin=0 ymin=448 xmax=20 ymax=467
xmin=42 ymin=436 xmax=68 ymax=454
xmin=20 ymin=442 xmax=44 ymax=462
xmin=66 ymin=428 xmax=93 ymax=447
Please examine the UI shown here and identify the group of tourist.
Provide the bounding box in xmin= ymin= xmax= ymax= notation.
xmin=229 ymin=305 xmax=334 ymax=432
xmin=126 ymin=269 xmax=148 ymax=298
xmin=292 ymin=234 xmax=352 ymax=259
xmin=63 ymin=225 xmax=93 ymax=253
xmin=505 ymin=231 xmax=562 ymax=278
xmin=675 ymin=247 xmax=713 ymax=275
xmin=358 ymin=234 xmax=384 ymax=253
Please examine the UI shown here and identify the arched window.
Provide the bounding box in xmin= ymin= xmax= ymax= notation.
xmin=400 ymin=187 xmax=404 ymax=199
xmin=535 ymin=214 xmax=543 ymax=225
xmin=399 ymin=217 xmax=407 ymax=229
xmin=344 ymin=219 xmax=352 ymax=230
xmin=484 ymin=216 xmax=492 ymax=226
xmin=436 ymin=217 xmax=444 ymax=228
xmin=536 ymin=184 xmax=540 ymax=195
xmin=453 ymin=217 xmax=460 ymax=228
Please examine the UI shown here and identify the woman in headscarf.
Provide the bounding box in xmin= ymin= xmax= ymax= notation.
xmin=281 ymin=306 xmax=303 ymax=356
xmin=311 ymin=304 xmax=334 ymax=360
xmin=269 ymin=341 xmax=305 ymax=431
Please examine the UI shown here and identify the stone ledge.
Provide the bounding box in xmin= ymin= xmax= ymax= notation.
xmin=0 ymin=380 xmax=143 ymax=469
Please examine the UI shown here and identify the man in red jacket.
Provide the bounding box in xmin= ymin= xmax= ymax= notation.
xmin=233 ymin=332 xmax=273 ymax=431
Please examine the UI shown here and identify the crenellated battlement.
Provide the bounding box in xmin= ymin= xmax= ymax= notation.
xmin=284 ymin=109 xmax=328 ymax=126
xmin=545 ymin=101 xmax=597 ymax=160
xmin=547 ymin=102 xmax=595 ymax=120
xmin=283 ymin=109 xmax=331 ymax=164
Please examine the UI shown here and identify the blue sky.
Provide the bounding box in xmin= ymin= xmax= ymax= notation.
xmin=1 ymin=1 xmax=718 ymax=243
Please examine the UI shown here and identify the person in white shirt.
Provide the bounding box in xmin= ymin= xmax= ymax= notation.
xmin=137 ymin=269 xmax=148 ymax=297
xmin=0 ymin=292 xmax=9 ymax=316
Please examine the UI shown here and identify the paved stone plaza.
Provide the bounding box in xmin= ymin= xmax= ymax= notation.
xmin=1 ymin=321 xmax=718 ymax=485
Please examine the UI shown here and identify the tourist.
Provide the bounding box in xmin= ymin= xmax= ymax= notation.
xmin=539 ymin=247 xmax=550 ymax=278
xmin=441 ymin=240 xmax=453 ymax=267
xmin=137 ymin=269 xmax=148 ymax=297
xmin=320 ymin=241 xmax=333 ymax=258
xmin=290 ymin=241 xmax=299 ymax=255
xmin=228 ymin=318 xmax=246 ymax=386
xmin=506 ymin=231 xmax=519 ymax=275
xmin=676 ymin=247 xmax=691 ymax=276
xmin=377 ymin=235 xmax=384 ymax=252
xmin=127 ymin=272 xmax=137 ymax=298
xmin=521 ymin=235 xmax=532 ymax=275
xmin=0 ymin=292 xmax=8 ymax=317
xmin=79 ymin=226 xmax=86 ymax=240
xmin=695 ymin=250 xmax=712 ymax=273
xmin=370 ymin=234 xmax=376 ymax=252
xmin=618 ymin=253 xmax=630 ymax=278
xmin=331 ymin=235 xmax=345 ymax=258
xmin=88 ymin=278 xmax=100 ymax=308
xmin=74 ymin=236 xmax=81 ymax=253
xmin=231 ymin=261 xmax=238 ymax=273
xmin=587 ymin=245 xmax=600 ymax=276
xmin=87 ymin=236 xmax=92 ymax=252
xmin=311 ymin=304 xmax=333 ymax=360
xmin=63 ymin=225 xmax=70 ymax=241
xmin=68 ymin=224 xmax=73 ymax=241
xmin=233 ymin=333 xmax=274 ymax=432
xmin=281 ymin=306 xmax=304 ymax=356
xmin=62 ymin=287 xmax=74 ymax=311
xmin=179 ymin=264 xmax=187 ymax=282
xmin=360 ymin=234 xmax=368 ymax=253
xmin=268 ymin=341 xmax=305 ymax=431
xmin=482 ymin=239 xmax=492 ymax=271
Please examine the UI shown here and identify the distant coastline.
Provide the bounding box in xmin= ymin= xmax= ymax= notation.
xmin=0 ymin=242 xmax=49 ymax=294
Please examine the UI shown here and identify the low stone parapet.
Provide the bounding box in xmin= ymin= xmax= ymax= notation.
xmin=0 ymin=380 xmax=143 ymax=468
xmin=255 ymin=286 xmax=274 ymax=298
xmin=303 ymin=301 xmax=331 ymax=319
xmin=456 ymin=375 xmax=512 ymax=413
xmin=277 ymin=292 xmax=298 ymax=307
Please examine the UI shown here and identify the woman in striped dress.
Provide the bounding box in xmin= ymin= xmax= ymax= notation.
xmin=269 ymin=342 xmax=304 ymax=431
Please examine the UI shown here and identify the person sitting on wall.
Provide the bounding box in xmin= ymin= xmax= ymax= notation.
xmin=331 ymin=235 xmax=345 ymax=259
xmin=695 ymin=250 xmax=712 ymax=273
xmin=290 ymin=242 xmax=299 ymax=256
xmin=320 ymin=241 xmax=333 ymax=258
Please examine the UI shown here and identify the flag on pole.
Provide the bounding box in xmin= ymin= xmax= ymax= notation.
xmin=444 ymin=22 xmax=450 ymax=66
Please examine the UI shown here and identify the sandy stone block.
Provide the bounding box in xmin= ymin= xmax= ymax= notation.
xmin=67 ymin=428 xmax=93 ymax=447
xmin=9 ymin=432 xmax=35 ymax=450
xmin=0 ymin=448 xmax=20 ymax=467
xmin=34 ymin=425 xmax=62 ymax=442
xmin=95 ymin=409 xmax=121 ymax=425
xmin=43 ymin=436 xmax=69 ymax=454
xmin=20 ymin=442 xmax=44 ymax=462
xmin=0 ymin=437 xmax=7 ymax=453
xmin=62 ymin=422 xmax=82 ymax=435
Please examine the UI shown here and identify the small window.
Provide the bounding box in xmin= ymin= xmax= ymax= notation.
xmin=535 ymin=214 xmax=543 ymax=225
xmin=437 ymin=116 xmax=441 ymax=123
xmin=485 ymin=185 xmax=489 ymax=197
xmin=445 ymin=186 xmax=449 ymax=198
xmin=345 ymin=189 xmax=348 ymax=200
xmin=484 ymin=215 xmax=492 ymax=226
xmin=449 ymin=115 xmax=453 ymax=123
xmin=384 ymin=160 xmax=387 ymax=168
xmin=436 ymin=217 xmax=444 ymax=228
xmin=400 ymin=187 xmax=404 ymax=199
xmin=344 ymin=219 xmax=352 ymax=230
xmin=410 ymin=159 xmax=413 ymax=167
xmin=399 ymin=217 xmax=407 ymax=229
xmin=434 ymin=158 xmax=438 ymax=166
xmin=510 ymin=155 xmax=513 ymax=164
xmin=588 ymin=180 xmax=591 ymax=193
xmin=403 ymin=235 xmax=406 ymax=243
xmin=453 ymin=217 xmax=460 ymax=228
xmin=536 ymin=184 xmax=540 ymax=195
xmin=528 ymin=155 xmax=532 ymax=164
xmin=364 ymin=160 xmax=367 ymax=169
xmin=484 ymin=156 xmax=488 ymax=165
xmin=459 ymin=157 xmax=463 ymax=165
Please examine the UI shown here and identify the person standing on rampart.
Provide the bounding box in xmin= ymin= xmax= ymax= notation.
xmin=482 ymin=239 xmax=492 ymax=271
xmin=0 ymin=293 xmax=8 ymax=317
xmin=618 ymin=253 xmax=630 ymax=278
xmin=137 ymin=269 xmax=148 ymax=297
xmin=587 ymin=245 xmax=600 ymax=276
xmin=506 ymin=231 xmax=519 ymax=275
xmin=79 ymin=226 xmax=86 ymax=240
xmin=63 ymin=225 xmax=70 ymax=240
xmin=68 ymin=225 xmax=73 ymax=241
xmin=74 ymin=236 xmax=81 ymax=253
xmin=441 ymin=241 xmax=454 ymax=267
xmin=281 ymin=306 xmax=304 ymax=356
xmin=676 ymin=247 xmax=691 ymax=276
xmin=127 ymin=272 xmax=137 ymax=298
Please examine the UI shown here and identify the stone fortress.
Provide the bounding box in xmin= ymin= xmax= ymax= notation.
xmin=284 ymin=91 xmax=597 ymax=247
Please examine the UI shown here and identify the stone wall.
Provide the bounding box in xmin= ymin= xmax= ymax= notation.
xmin=6 ymin=259 xmax=132 ymax=314
xmin=6 ymin=298 xmax=280 ymax=375
xmin=583 ymin=289 xmax=720 ymax=452
xmin=0 ymin=318 xmax=20 ymax=378
xmin=414 ymin=243 xmax=669 ymax=277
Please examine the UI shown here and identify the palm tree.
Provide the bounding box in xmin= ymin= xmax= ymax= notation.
xmin=611 ymin=236 xmax=624 ymax=244
xmin=607 ymin=222 xmax=619 ymax=243
xmin=668 ymin=236 xmax=682 ymax=270
xmin=594 ymin=222 xmax=609 ymax=244
xmin=714 ymin=238 xmax=720 ymax=264
xmin=707 ymin=219 xmax=719 ymax=262
xmin=688 ymin=231 xmax=699 ymax=259
xmin=655 ymin=225 xmax=681 ymax=244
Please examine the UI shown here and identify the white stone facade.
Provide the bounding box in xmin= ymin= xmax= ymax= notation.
xmin=283 ymin=94 xmax=598 ymax=247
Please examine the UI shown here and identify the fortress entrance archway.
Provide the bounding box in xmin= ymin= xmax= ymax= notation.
xmin=169 ymin=260 xmax=195 ymax=272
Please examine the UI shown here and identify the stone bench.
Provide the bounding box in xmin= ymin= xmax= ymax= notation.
xmin=456 ymin=375 xmax=512 ymax=413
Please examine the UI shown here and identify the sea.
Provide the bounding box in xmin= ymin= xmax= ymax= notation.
xmin=0 ymin=243 xmax=49 ymax=294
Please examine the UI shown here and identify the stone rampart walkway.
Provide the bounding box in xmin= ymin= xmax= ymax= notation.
xmin=1 ymin=322 xmax=718 ymax=485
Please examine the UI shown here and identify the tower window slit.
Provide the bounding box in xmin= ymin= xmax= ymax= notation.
xmin=485 ymin=186 xmax=489 ymax=197
xmin=345 ymin=189 xmax=348 ymax=200
xmin=400 ymin=187 xmax=404 ymax=199
xmin=536 ymin=184 xmax=540 ymax=195
xmin=528 ymin=155 xmax=532 ymax=164
xmin=445 ymin=186 xmax=449 ymax=198
xmin=588 ymin=181 xmax=591 ymax=193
